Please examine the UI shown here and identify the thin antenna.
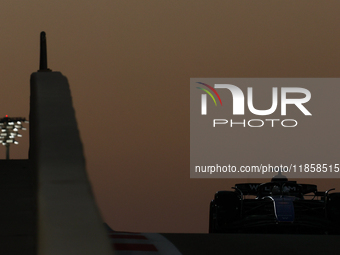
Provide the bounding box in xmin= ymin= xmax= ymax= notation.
xmin=38 ymin=31 xmax=51 ymax=72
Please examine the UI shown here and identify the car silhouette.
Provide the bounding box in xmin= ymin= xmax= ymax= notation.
xmin=209 ymin=173 xmax=340 ymax=234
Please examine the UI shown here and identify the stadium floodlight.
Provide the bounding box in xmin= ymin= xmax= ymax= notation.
xmin=0 ymin=115 xmax=28 ymax=159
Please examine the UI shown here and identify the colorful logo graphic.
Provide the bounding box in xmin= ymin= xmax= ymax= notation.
xmin=196 ymin=82 xmax=222 ymax=115
xmin=197 ymin=82 xmax=312 ymax=117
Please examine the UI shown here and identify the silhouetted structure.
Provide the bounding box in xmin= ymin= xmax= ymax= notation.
xmin=38 ymin=31 xmax=51 ymax=72
xmin=30 ymin=31 xmax=113 ymax=255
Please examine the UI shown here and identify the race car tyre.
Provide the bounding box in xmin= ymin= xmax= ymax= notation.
xmin=209 ymin=191 xmax=241 ymax=233
xmin=326 ymin=192 xmax=340 ymax=234
xmin=327 ymin=192 xmax=340 ymax=222
xmin=209 ymin=200 xmax=216 ymax=233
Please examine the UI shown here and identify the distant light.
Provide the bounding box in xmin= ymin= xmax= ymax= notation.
xmin=0 ymin=116 xmax=28 ymax=159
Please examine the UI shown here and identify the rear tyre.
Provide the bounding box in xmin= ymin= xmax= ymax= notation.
xmin=209 ymin=191 xmax=241 ymax=233
xmin=209 ymin=200 xmax=216 ymax=233
xmin=327 ymin=192 xmax=340 ymax=234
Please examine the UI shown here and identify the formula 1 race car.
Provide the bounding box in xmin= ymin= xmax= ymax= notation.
xmin=209 ymin=174 xmax=340 ymax=234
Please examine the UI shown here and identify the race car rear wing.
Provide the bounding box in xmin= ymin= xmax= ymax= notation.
xmin=234 ymin=183 xmax=318 ymax=196
xmin=234 ymin=183 xmax=261 ymax=195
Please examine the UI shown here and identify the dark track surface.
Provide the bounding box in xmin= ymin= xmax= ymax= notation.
xmin=0 ymin=159 xmax=36 ymax=255
xmin=162 ymin=233 xmax=340 ymax=255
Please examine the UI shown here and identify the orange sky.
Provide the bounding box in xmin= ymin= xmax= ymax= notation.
xmin=1 ymin=1 xmax=340 ymax=233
